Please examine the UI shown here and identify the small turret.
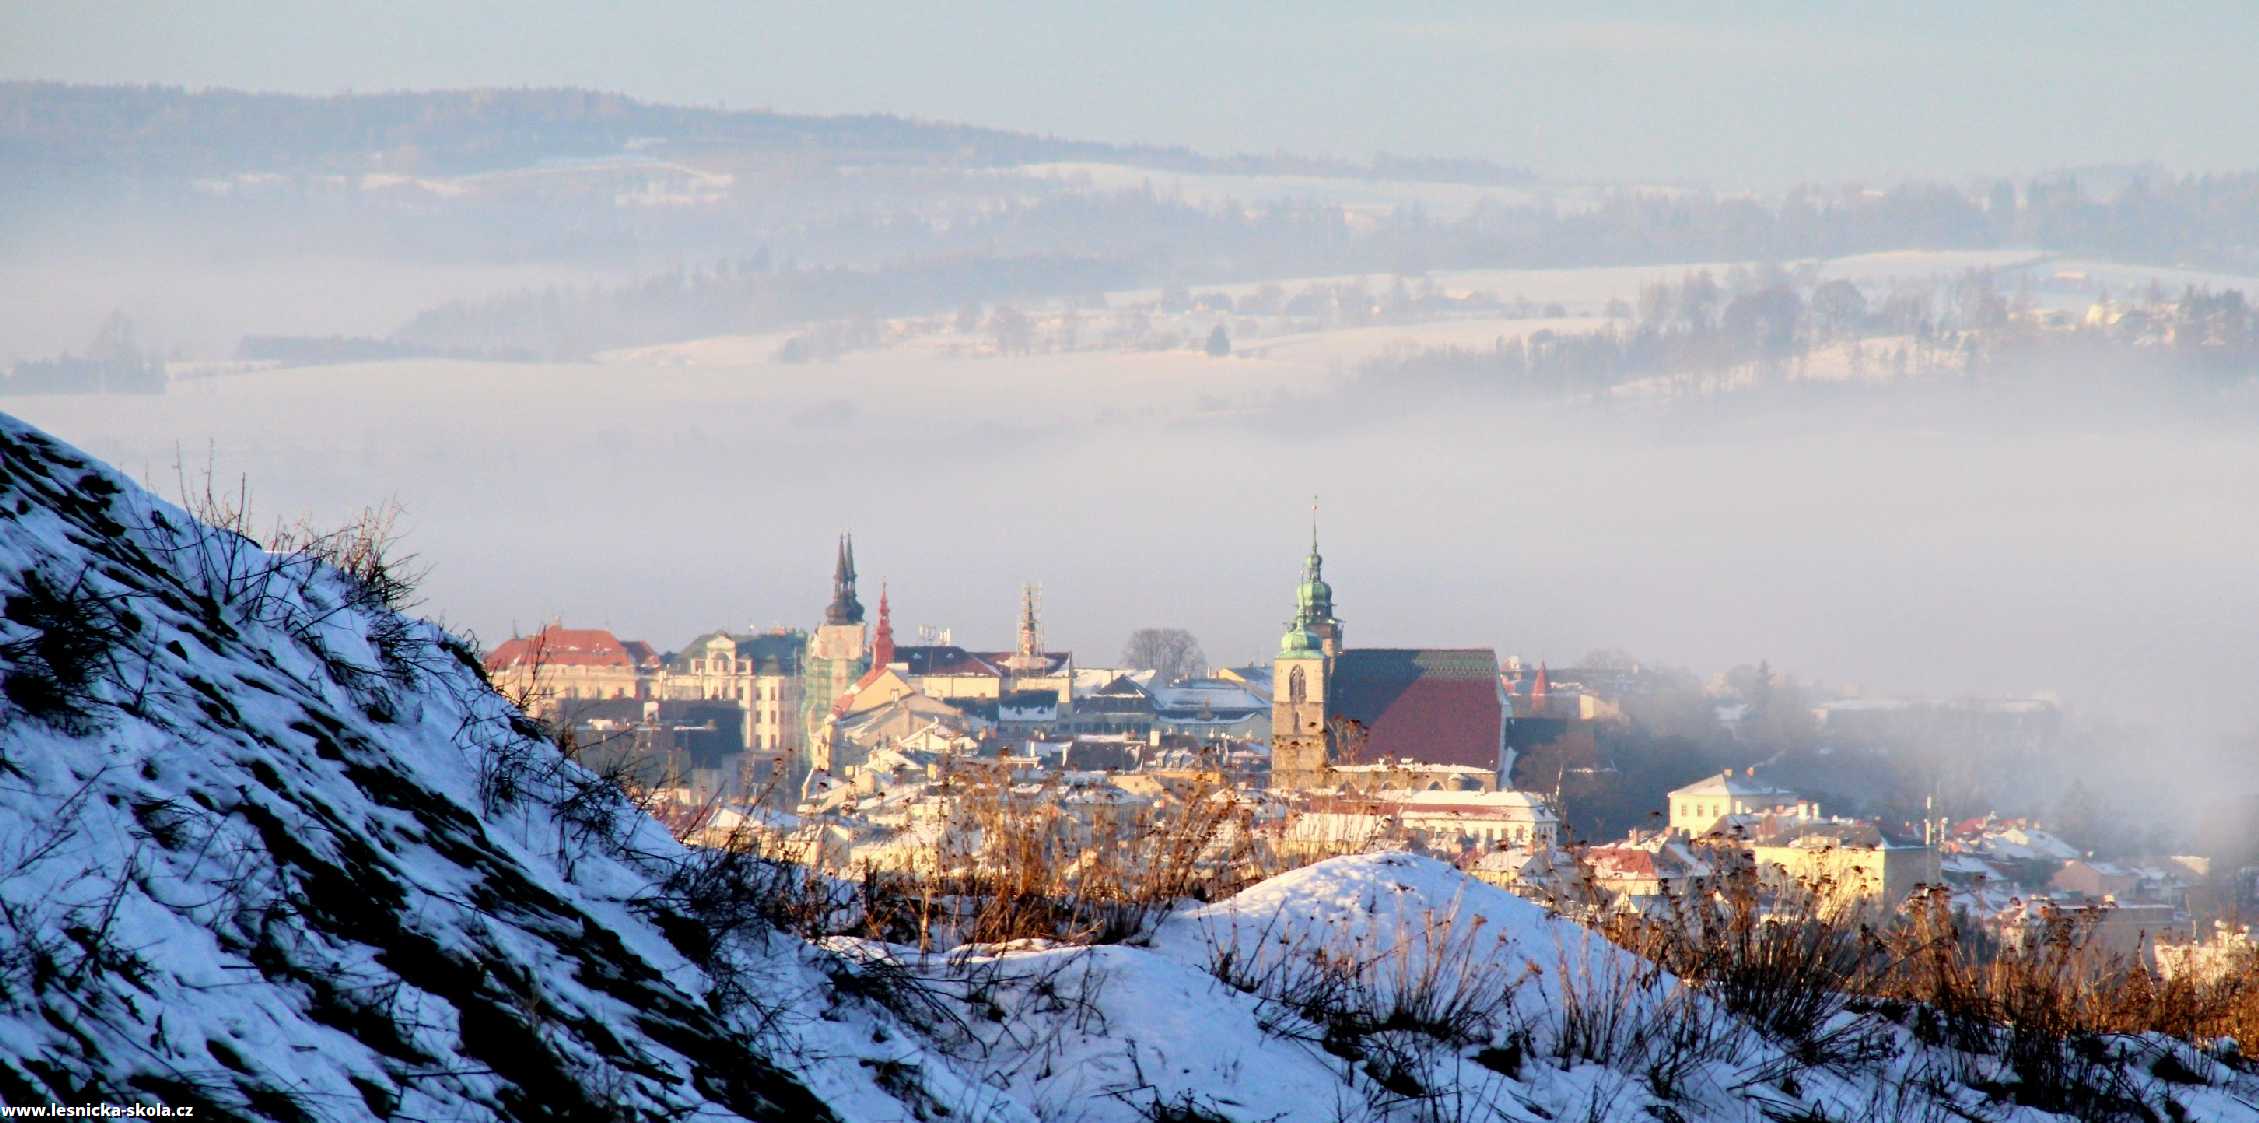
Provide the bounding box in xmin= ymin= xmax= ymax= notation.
xmin=873 ymin=581 xmax=895 ymax=667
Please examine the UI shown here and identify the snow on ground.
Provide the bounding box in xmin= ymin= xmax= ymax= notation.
xmin=825 ymin=852 xmax=2259 ymax=1122
xmin=0 ymin=256 xmax=621 ymax=360
xmin=0 ymin=412 xmax=997 ymax=1119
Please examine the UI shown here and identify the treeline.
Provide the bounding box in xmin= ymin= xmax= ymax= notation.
xmin=1297 ymin=173 xmax=2259 ymax=278
xmin=769 ymin=174 xmax=2259 ymax=291
xmin=0 ymin=354 xmax=163 ymax=396
xmin=1355 ymin=267 xmax=2259 ymax=402
xmin=234 ymin=335 xmax=538 ymax=366
xmin=393 ymin=254 xmax=1134 ymax=359
xmin=0 ymin=312 xmax=164 ymax=396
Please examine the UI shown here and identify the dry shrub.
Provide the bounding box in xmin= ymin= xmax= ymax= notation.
xmin=826 ymin=772 xmax=1266 ymax=949
xmin=1586 ymin=867 xmax=2258 ymax=1116
xmin=1608 ymin=867 xmax=1886 ymax=1069
xmin=1200 ymin=898 xmax=1548 ymax=1113
xmin=0 ymin=569 xmax=132 ymax=734
xmin=1868 ymin=890 xmax=2255 ymax=1115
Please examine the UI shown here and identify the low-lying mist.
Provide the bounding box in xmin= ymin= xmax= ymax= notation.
xmin=12 ymin=349 xmax=2256 ymax=775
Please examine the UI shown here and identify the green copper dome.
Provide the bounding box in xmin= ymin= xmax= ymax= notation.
xmin=1297 ymin=566 xmax=1332 ymax=619
xmin=1279 ymin=622 xmax=1324 ymax=656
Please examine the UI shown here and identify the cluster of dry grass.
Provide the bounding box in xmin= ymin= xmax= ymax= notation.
xmin=649 ymin=771 xmax=1372 ymax=950
xmin=1591 ymin=868 xmax=2259 ymax=1115
xmin=704 ymin=772 xmax=1418 ymax=949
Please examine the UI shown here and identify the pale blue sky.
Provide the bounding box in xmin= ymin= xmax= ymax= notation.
xmin=5 ymin=2 xmax=2256 ymax=185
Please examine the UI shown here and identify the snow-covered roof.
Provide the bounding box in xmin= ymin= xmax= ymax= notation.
xmin=1378 ymin=788 xmax=1559 ymax=822
xmin=1668 ymin=771 xmax=1799 ymax=800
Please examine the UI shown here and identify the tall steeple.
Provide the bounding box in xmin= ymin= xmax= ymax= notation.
xmin=872 ymin=581 xmax=895 ymax=667
xmin=825 ymin=534 xmax=865 ymax=625
xmin=1016 ymin=583 xmax=1041 ymax=659
xmin=1292 ymin=497 xmax=1341 ymax=655
xmin=1003 ymin=583 xmax=1048 ymax=673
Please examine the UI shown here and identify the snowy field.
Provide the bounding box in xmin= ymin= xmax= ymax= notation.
xmin=1094 ymin=249 xmax=2054 ymax=317
xmin=0 ymin=256 xmax=625 ymax=361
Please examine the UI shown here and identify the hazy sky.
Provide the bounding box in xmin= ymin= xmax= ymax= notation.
xmin=7 ymin=2 xmax=2258 ymax=186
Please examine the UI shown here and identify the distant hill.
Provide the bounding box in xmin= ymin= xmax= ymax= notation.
xmin=0 ymin=81 xmax=1183 ymax=178
xmin=0 ymin=82 xmax=1536 ymax=185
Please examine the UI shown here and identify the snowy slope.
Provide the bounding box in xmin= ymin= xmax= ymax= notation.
xmin=0 ymin=413 xmax=1004 ymax=1120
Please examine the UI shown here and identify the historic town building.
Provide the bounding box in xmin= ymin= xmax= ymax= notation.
xmin=483 ymin=623 xmax=662 ymax=714
xmin=1267 ymin=519 xmax=1515 ymax=790
xmin=661 ymin=629 xmax=807 ymax=756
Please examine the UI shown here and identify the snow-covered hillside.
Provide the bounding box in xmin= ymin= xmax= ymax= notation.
xmin=0 ymin=413 xmax=998 ymax=1119
xmin=2 ymin=410 xmax=2254 ymax=1122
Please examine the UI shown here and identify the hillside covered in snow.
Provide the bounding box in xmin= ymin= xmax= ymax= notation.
xmin=1 ymin=409 xmax=2254 ymax=1121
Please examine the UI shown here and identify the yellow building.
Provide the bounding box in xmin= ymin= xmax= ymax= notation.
xmin=1748 ymin=837 xmax=1941 ymax=916
xmin=1667 ymin=771 xmax=1819 ymax=835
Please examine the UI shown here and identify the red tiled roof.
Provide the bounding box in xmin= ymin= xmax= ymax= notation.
xmin=485 ymin=625 xmax=656 ymax=671
xmin=1329 ymin=648 xmax=1504 ymax=772
xmin=833 ymin=664 xmax=894 ymax=716
xmin=1584 ymin=846 xmax=1661 ymax=880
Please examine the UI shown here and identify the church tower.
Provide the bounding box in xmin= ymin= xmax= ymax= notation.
xmin=800 ymin=534 xmax=870 ymax=779
xmin=1296 ymin=504 xmax=1344 ymax=658
xmin=1271 ymin=508 xmax=1336 ymax=790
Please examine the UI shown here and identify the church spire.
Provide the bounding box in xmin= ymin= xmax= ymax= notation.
xmin=1016 ymin=583 xmax=1041 ymax=659
xmin=1294 ymin=501 xmax=1334 ymax=624
xmin=825 ymin=534 xmax=865 ymax=625
xmin=1288 ymin=498 xmax=1342 ymax=655
xmin=872 ymin=581 xmax=895 ymax=666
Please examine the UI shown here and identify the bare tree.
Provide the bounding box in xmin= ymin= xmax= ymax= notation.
xmin=1120 ymin=627 xmax=1206 ymax=685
